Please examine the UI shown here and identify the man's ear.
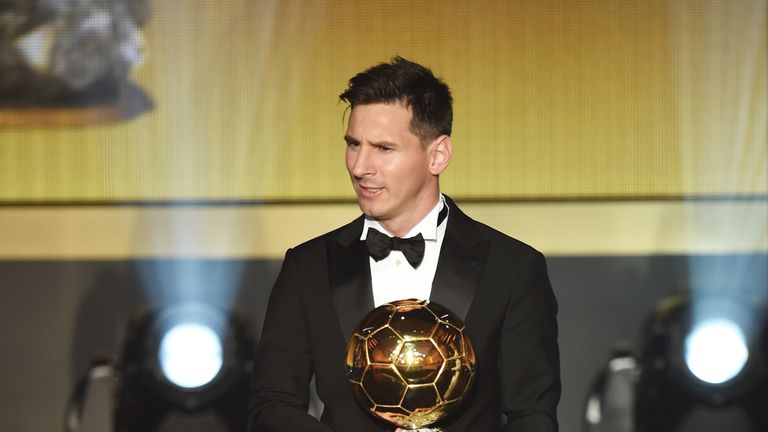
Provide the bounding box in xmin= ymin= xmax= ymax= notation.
xmin=428 ymin=135 xmax=452 ymax=175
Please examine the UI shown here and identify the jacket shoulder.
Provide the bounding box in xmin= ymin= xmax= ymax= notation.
xmin=474 ymin=219 xmax=543 ymax=257
xmin=283 ymin=216 xmax=363 ymax=257
xmin=449 ymin=201 xmax=543 ymax=260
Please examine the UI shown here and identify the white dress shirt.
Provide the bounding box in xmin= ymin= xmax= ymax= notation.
xmin=361 ymin=195 xmax=449 ymax=307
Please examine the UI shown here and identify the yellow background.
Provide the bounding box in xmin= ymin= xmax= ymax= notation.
xmin=0 ymin=0 xmax=765 ymax=202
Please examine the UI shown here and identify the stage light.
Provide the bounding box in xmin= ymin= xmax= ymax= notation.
xmin=684 ymin=318 xmax=749 ymax=384
xmin=159 ymin=322 xmax=223 ymax=388
xmin=584 ymin=293 xmax=768 ymax=432
xmin=634 ymin=294 xmax=767 ymax=432
xmin=65 ymin=302 xmax=256 ymax=432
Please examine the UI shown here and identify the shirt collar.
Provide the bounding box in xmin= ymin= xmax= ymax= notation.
xmin=360 ymin=194 xmax=447 ymax=241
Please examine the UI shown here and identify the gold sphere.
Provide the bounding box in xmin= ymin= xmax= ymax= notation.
xmin=345 ymin=299 xmax=477 ymax=429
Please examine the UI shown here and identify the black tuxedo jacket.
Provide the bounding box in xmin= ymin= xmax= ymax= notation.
xmin=249 ymin=198 xmax=560 ymax=431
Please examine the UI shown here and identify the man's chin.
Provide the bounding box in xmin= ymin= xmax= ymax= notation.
xmin=359 ymin=206 xmax=385 ymax=221
xmin=362 ymin=211 xmax=382 ymax=221
xmin=356 ymin=200 xmax=383 ymax=219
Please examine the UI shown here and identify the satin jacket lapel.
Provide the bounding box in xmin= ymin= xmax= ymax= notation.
xmin=328 ymin=216 xmax=375 ymax=342
xmin=430 ymin=198 xmax=488 ymax=322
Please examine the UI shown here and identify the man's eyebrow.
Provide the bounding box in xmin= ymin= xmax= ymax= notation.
xmin=343 ymin=136 xmax=397 ymax=147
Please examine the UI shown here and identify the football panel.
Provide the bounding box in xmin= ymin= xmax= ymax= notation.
xmin=426 ymin=301 xmax=466 ymax=330
xmin=367 ymin=326 xmax=403 ymax=364
xmin=351 ymin=381 xmax=375 ymax=410
xmin=434 ymin=357 xmax=474 ymax=402
xmin=461 ymin=330 xmax=477 ymax=367
xmin=390 ymin=306 xmax=439 ymax=340
xmin=362 ymin=364 xmax=408 ymax=406
xmin=358 ymin=304 xmax=396 ymax=336
xmin=431 ymin=322 xmax=463 ymax=360
xmin=346 ymin=334 xmax=367 ymax=382
xmin=401 ymin=384 xmax=440 ymax=412
xmin=395 ymin=340 xmax=444 ymax=385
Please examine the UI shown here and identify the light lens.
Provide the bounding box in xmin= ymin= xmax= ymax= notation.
xmin=159 ymin=323 xmax=223 ymax=388
xmin=685 ymin=318 xmax=749 ymax=384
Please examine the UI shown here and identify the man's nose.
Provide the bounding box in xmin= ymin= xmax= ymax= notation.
xmin=350 ymin=145 xmax=375 ymax=177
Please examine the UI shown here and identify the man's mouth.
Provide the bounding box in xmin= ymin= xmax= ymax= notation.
xmin=359 ymin=185 xmax=383 ymax=195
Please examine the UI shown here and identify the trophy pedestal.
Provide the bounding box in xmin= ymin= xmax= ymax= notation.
xmin=0 ymin=82 xmax=152 ymax=128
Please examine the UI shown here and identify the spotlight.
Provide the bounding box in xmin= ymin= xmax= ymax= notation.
xmin=684 ymin=318 xmax=749 ymax=385
xmin=159 ymin=322 xmax=223 ymax=388
xmin=634 ymin=294 xmax=768 ymax=432
xmin=583 ymin=293 xmax=768 ymax=432
xmin=65 ymin=302 xmax=255 ymax=432
xmin=150 ymin=303 xmax=227 ymax=392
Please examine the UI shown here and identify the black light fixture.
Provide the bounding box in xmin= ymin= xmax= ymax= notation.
xmin=634 ymin=294 xmax=767 ymax=432
xmin=584 ymin=293 xmax=768 ymax=432
xmin=65 ymin=302 xmax=255 ymax=432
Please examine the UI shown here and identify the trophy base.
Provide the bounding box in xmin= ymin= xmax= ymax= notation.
xmin=0 ymin=81 xmax=153 ymax=128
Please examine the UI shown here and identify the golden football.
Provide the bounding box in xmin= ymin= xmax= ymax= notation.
xmin=345 ymin=299 xmax=476 ymax=429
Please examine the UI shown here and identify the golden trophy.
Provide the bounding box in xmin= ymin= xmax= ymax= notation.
xmin=345 ymin=299 xmax=476 ymax=429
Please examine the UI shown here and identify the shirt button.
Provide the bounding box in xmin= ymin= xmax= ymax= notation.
xmin=396 ymin=259 xmax=402 ymax=266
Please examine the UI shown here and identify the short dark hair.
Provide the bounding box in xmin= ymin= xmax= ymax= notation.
xmin=339 ymin=56 xmax=453 ymax=141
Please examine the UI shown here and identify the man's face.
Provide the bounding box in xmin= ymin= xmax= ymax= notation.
xmin=345 ymin=103 xmax=443 ymax=234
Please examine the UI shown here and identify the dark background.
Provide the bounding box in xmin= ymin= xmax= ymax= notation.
xmin=2 ymin=253 xmax=765 ymax=431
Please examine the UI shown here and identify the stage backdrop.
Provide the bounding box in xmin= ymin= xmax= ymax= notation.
xmin=0 ymin=0 xmax=765 ymax=202
xmin=0 ymin=1 xmax=766 ymax=432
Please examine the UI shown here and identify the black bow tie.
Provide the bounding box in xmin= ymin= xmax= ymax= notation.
xmin=363 ymin=203 xmax=448 ymax=269
xmin=365 ymin=229 xmax=426 ymax=268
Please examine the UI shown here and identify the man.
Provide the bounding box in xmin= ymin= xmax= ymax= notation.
xmin=249 ymin=57 xmax=560 ymax=431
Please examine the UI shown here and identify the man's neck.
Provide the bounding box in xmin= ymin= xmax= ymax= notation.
xmin=377 ymin=194 xmax=442 ymax=237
